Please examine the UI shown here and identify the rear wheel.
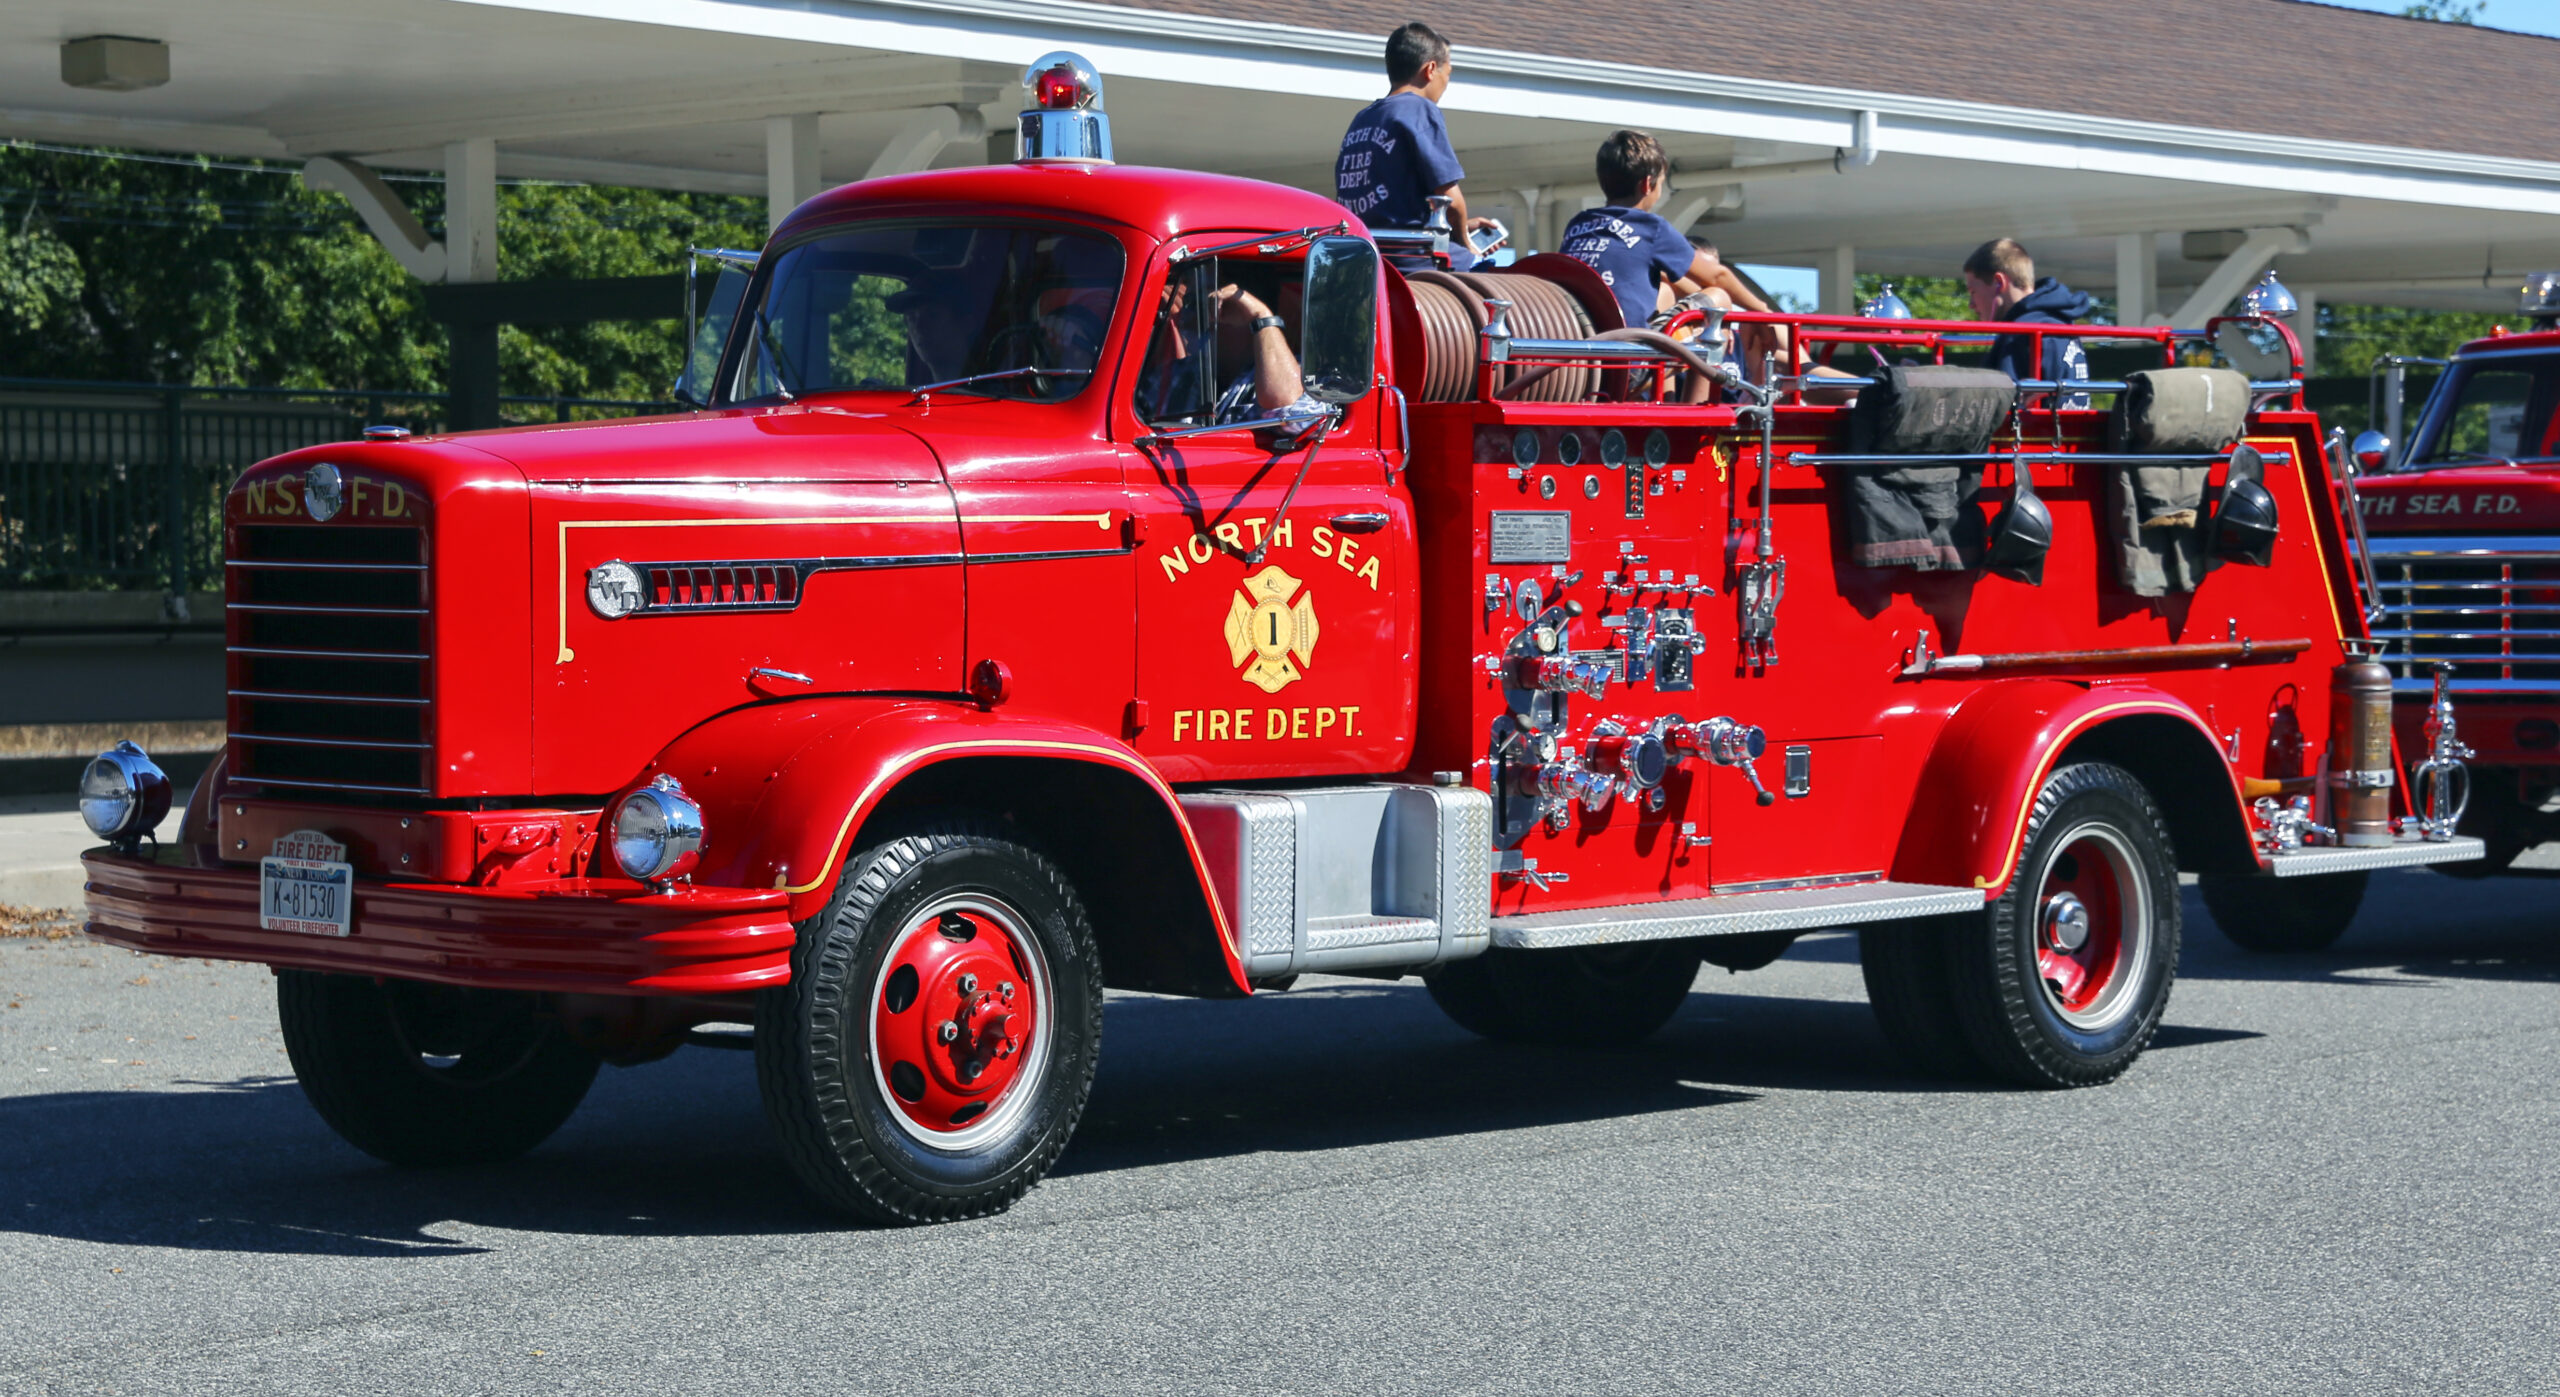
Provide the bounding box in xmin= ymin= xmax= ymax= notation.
xmin=1858 ymin=916 xmax=1984 ymax=1078
xmin=756 ymin=819 xmax=1101 ymax=1225
xmin=277 ymin=971 xmax=599 ymax=1166
xmin=1424 ymin=939 xmax=1703 ymax=1046
xmin=1954 ymin=761 xmax=2180 ymax=1087
xmin=2199 ymin=870 xmax=2368 ymax=952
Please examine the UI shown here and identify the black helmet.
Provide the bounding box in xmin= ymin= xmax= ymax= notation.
xmin=2210 ymin=474 xmax=2279 ymax=564
xmin=1985 ymin=473 xmax=2052 ymax=585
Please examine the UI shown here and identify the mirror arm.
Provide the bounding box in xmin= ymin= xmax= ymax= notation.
xmin=1242 ymin=408 xmax=1342 ymax=566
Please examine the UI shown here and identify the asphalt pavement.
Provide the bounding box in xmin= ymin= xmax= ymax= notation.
xmin=2 ymin=865 xmax=2555 ymax=1394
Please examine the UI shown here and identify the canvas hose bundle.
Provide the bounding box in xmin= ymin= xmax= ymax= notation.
xmin=2104 ymin=367 xmax=2250 ymax=596
xmin=1839 ymin=365 xmax=2015 ymax=572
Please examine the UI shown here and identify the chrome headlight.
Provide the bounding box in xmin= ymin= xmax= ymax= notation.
xmin=79 ymin=741 xmax=171 ymax=847
xmin=611 ymin=774 xmax=705 ymax=884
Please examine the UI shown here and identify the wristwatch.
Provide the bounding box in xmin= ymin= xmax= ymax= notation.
xmin=1250 ymin=315 xmax=1285 ymax=334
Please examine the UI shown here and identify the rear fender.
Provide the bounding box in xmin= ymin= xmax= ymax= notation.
xmin=641 ymin=697 xmax=1248 ymax=996
xmin=1890 ymin=681 xmax=2248 ymax=894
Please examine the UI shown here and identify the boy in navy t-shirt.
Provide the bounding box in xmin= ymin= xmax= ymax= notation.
xmin=1561 ymin=130 xmax=1773 ymax=329
xmin=1336 ymin=22 xmax=1492 ymax=268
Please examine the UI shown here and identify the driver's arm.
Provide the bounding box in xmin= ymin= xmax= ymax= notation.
xmin=1215 ymin=285 xmax=1303 ymax=414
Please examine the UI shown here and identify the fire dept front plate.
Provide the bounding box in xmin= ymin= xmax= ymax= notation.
xmin=260 ymin=829 xmax=353 ymax=937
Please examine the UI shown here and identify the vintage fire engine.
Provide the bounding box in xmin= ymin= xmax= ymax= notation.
xmin=79 ymin=56 xmax=2483 ymax=1224
xmin=2336 ymin=272 xmax=2560 ymax=885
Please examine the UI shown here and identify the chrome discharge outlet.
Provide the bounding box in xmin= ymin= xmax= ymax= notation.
xmin=2406 ymin=662 xmax=2473 ymax=842
xmin=1670 ymin=716 xmax=1774 ymax=806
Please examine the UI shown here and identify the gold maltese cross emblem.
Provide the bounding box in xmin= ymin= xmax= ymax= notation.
xmin=1224 ymin=565 xmax=1319 ymax=694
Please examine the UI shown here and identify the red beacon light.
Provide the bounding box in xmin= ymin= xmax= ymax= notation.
xmin=1017 ymin=51 xmax=1112 ymax=164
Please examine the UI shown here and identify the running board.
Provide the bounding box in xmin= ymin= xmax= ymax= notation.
xmin=1491 ymin=880 xmax=1985 ymax=951
xmin=2262 ymin=833 xmax=2486 ymax=877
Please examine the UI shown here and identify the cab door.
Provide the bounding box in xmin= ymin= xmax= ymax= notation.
xmin=1120 ymin=242 xmax=1415 ymax=782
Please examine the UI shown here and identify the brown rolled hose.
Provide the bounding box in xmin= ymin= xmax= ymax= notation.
xmin=1404 ymin=269 xmax=1597 ymax=403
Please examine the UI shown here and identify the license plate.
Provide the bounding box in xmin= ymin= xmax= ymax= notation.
xmin=261 ymin=829 xmax=354 ymax=937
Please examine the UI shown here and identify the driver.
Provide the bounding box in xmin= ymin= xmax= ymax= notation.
xmin=1136 ymin=276 xmax=1311 ymax=426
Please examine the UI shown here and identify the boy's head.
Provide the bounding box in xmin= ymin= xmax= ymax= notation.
xmin=1385 ymin=21 xmax=1452 ymax=98
xmin=1961 ymin=238 xmax=2036 ymax=319
xmin=1595 ymin=129 xmax=1669 ymax=207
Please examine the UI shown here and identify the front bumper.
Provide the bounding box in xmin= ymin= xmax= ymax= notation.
xmin=82 ymin=847 xmax=796 ymax=996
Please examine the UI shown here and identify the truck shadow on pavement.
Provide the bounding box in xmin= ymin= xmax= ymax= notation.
xmin=2175 ymin=873 xmax=2560 ymax=989
xmin=0 ymin=942 xmax=2274 ymax=1251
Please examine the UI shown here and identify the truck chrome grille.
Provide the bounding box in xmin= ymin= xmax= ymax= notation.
xmin=2361 ymin=536 xmax=2560 ymax=694
xmin=226 ymin=523 xmax=432 ymax=795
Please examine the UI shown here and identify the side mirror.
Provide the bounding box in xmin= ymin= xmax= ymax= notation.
xmin=1299 ymin=235 xmax=1378 ymax=406
xmin=674 ymin=248 xmax=758 ymax=408
xmin=2351 ymin=429 xmax=2392 ymax=473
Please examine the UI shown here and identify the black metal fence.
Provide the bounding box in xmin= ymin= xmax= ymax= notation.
xmin=0 ymin=379 xmax=672 ymax=593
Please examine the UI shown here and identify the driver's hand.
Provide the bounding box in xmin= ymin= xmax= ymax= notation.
xmin=1212 ymin=284 xmax=1273 ymax=326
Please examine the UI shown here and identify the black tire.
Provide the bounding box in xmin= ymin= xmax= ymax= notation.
xmin=2199 ymin=870 xmax=2368 ymax=952
xmin=277 ymin=971 xmax=599 ymax=1167
xmin=1949 ymin=761 xmax=2180 ymax=1088
xmin=756 ymin=818 xmax=1102 ymax=1225
xmin=1423 ymin=939 xmax=1703 ymax=1047
xmin=1858 ymin=916 xmax=1985 ymax=1078
xmin=2432 ymin=773 xmax=2537 ymax=879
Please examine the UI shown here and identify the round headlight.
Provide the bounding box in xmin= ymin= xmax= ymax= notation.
xmin=303 ymin=462 xmax=344 ymax=522
xmin=611 ymin=774 xmax=704 ymax=884
xmin=79 ymin=741 xmax=171 ymax=845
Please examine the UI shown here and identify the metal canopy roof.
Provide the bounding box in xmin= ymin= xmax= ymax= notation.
xmin=5 ymin=0 xmax=2557 ymax=329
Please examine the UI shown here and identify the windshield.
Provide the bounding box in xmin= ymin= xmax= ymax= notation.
xmin=2407 ymin=352 xmax=2560 ymax=467
xmin=731 ymin=222 xmax=1123 ymax=404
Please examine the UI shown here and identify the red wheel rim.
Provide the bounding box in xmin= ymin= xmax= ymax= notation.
xmin=867 ymin=895 xmax=1052 ymax=1149
xmin=2032 ymin=826 xmax=2150 ymax=1031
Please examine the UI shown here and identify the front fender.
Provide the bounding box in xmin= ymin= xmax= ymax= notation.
xmin=1890 ymin=681 xmax=2238 ymax=894
xmin=637 ymin=697 xmax=1247 ymax=991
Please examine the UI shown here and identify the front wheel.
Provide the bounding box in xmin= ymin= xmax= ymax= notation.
xmin=277 ymin=972 xmax=599 ymax=1166
xmin=756 ymin=819 xmax=1102 ymax=1225
xmin=2199 ymin=870 xmax=2367 ymax=952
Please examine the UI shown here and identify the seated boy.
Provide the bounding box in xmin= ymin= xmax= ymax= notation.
xmin=1335 ymin=22 xmax=1494 ymax=268
xmin=1561 ymin=132 xmax=1775 ymax=330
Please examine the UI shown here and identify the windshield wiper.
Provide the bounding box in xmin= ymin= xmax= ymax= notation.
xmin=906 ymin=366 xmax=1091 ymax=407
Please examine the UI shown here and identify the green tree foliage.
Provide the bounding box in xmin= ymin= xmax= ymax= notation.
xmin=2401 ymin=1 xmax=2482 ymax=22
xmin=0 ymin=144 xmax=762 ymax=401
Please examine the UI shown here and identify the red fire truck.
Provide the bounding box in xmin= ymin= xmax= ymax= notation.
xmin=78 ymin=55 xmax=2482 ymax=1224
xmin=2343 ymin=274 xmax=2560 ymax=879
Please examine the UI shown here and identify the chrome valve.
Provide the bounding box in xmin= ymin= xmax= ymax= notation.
xmin=1586 ymin=720 xmax=1672 ymax=791
xmin=1672 ymin=716 xmax=1774 ymax=806
xmin=1534 ymin=760 xmax=1615 ymax=816
xmin=1514 ymin=653 xmax=1613 ymax=697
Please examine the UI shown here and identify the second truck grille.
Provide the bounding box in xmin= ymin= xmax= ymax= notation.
xmin=226 ymin=523 xmax=432 ymax=795
xmin=2364 ymin=536 xmax=2560 ymax=694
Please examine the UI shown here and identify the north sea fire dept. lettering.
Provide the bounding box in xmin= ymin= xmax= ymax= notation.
xmin=1157 ymin=514 xmax=1383 ymax=589
xmin=2360 ymin=492 xmax=2522 ymax=516
xmin=239 ymin=472 xmax=414 ymax=519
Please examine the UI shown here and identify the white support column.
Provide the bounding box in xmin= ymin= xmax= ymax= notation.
xmin=2166 ymin=226 xmax=2310 ymax=327
xmin=765 ymin=113 xmax=822 ymax=230
xmin=2115 ymin=230 xmax=2156 ymax=326
xmin=2291 ymin=289 xmax=2319 ymax=374
xmin=863 ymin=106 xmax=985 ymax=182
xmin=1511 ymin=187 xmax=1542 ymax=255
xmin=1818 ymin=244 xmax=1856 ymax=316
xmin=442 ymin=138 xmax=497 ymax=284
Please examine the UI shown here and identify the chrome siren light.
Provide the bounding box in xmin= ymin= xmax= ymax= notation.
xmin=1018 ymin=52 xmax=1112 ymax=164
xmin=2524 ymin=271 xmax=2560 ymax=327
xmin=2240 ymin=269 xmax=2298 ymax=319
xmin=1860 ymin=284 xmax=1915 ymax=320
